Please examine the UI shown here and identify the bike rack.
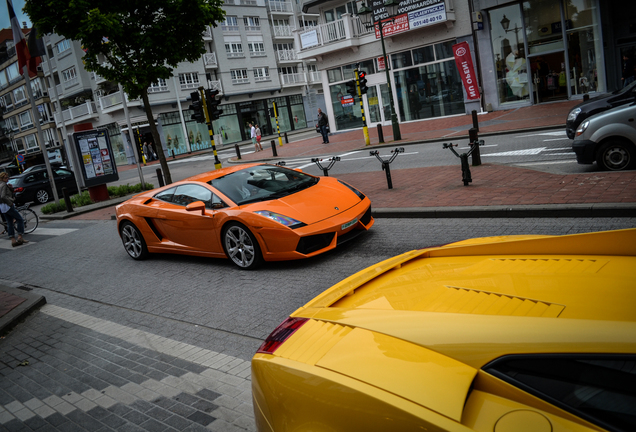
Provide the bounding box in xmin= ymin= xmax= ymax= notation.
xmin=311 ymin=157 xmax=341 ymax=176
xmin=443 ymin=140 xmax=484 ymax=186
xmin=370 ymin=148 xmax=404 ymax=189
xmin=275 ymin=161 xmax=286 ymax=167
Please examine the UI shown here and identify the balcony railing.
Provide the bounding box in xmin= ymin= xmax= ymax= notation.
xmin=279 ymin=73 xmax=306 ymax=86
xmin=308 ymin=71 xmax=321 ymax=82
xmin=240 ymin=0 xmax=257 ymax=4
xmin=54 ymin=101 xmax=99 ymax=126
xmin=297 ymin=16 xmax=373 ymax=51
xmin=226 ymin=52 xmax=245 ymax=58
xmin=98 ymin=91 xmax=141 ymax=112
xmin=63 ymin=76 xmax=79 ymax=89
xmin=203 ymin=52 xmax=218 ymax=68
xmin=254 ymin=76 xmax=270 ymax=82
xmin=208 ymin=80 xmax=223 ymax=93
xmin=250 ymin=51 xmax=267 ymax=57
xmin=272 ymin=26 xmax=293 ymax=37
xmin=202 ymin=26 xmax=213 ymax=39
xmin=231 ymin=77 xmax=250 ymax=85
xmin=221 ymin=25 xmax=240 ymax=33
xmin=267 ymin=0 xmax=293 ymax=13
xmin=276 ymin=49 xmax=298 ymax=62
xmin=245 ymin=25 xmax=261 ymax=32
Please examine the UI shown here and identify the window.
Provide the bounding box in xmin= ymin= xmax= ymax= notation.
xmin=254 ymin=67 xmax=270 ymax=81
xmin=0 ymin=69 xmax=8 ymax=88
xmin=222 ymin=16 xmax=239 ymax=32
xmin=231 ymin=69 xmax=249 ymax=84
xmin=155 ymin=185 xmax=223 ymax=209
xmin=6 ymin=62 xmax=20 ymax=82
xmin=24 ymin=134 xmax=39 ymax=151
xmin=248 ymin=42 xmax=265 ymax=57
xmin=0 ymin=93 xmax=13 ymax=111
xmin=413 ymin=46 xmax=435 ymax=65
xmin=5 ymin=116 xmax=19 ymax=132
xmin=13 ymin=86 xmax=27 ymax=104
xmin=62 ymin=67 xmax=77 ymax=82
xmin=225 ymin=43 xmax=244 ymax=58
xmin=485 ymin=354 xmax=636 ymax=432
xmin=19 ymin=111 xmax=33 ymax=130
xmin=244 ymin=16 xmax=260 ymax=30
xmin=55 ymin=39 xmax=71 ymax=55
xmin=391 ymin=51 xmax=413 ymax=69
xmin=178 ymin=72 xmax=200 ymax=89
xmin=434 ymin=41 xmax=454 ymax=60
xmin=148 ymin=78 xmax=168 ymax=93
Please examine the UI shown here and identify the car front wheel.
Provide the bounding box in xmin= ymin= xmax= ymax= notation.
xmin=120 ymin=221 xmax=148 ymax=260
xmin=597 ymin=140 xmax=636 ymax=171
xmin=222 ymin=222 xmax=263 ymax=270
xmin=35 ymin=189 xmax=50 ymax=204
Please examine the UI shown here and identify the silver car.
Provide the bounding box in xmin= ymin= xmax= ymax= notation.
xmin=572 ymin=98 xmax=636 ymax=171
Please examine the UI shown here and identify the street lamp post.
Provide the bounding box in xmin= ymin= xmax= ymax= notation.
xmin=358 ymin=0 xmax=401 ymax=141
xmin=500 ymin=15 xmax=521 ymax=55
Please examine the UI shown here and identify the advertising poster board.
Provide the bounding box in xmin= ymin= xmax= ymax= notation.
xmin=72 ymin=129 xmax=119 ymax=187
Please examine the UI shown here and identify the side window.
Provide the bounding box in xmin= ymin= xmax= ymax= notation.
xmin=484 ymin=354 xmax=636 ymax=432
xmin=154 ymin=187 xmax=176 ymax=203
xmin=172 ymin=184 xmax=213 ymax=208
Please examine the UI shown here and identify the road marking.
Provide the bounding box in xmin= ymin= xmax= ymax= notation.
xmin=30 ymin=228 xmax=78 ymax=236
xmin=543 ymin=147 xmax=572 ymax=151
xmin=515 ymin=131 xmax=567 ymax=138
xmin=543 ymin=138 xmax=571 ymax=142
xmin=483 ymin=148 xmax=546 ymax=156
xmin=458 ymin=144 xmax=498 ymax=150
xmin=515 ymin=160 xmax=578 ymax=166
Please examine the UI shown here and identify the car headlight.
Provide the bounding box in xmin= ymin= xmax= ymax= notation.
xmin=338 ymin=180 xmax=365 ymax=200
xmin=575 ymin=120 xmax=589 ymax=136
xmin=567 ymin=107 xmax=581 ymax=122
xmin=254 ymin=211 xmax=306 ymax=229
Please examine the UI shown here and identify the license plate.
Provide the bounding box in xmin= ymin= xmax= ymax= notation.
xmin=341 ymin=218 xmax=358 ymax=230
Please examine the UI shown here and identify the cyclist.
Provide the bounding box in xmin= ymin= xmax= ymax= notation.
xmin=0 ymin=172 xmax=28 ymax=247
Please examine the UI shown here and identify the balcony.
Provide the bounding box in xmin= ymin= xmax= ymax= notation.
xmin=53 ymin=101 xmax=99 ymax=126
xmin=272 ymin=26 xmax=293 ymax=38
xmin=98 ymin=91 xmax=141 ymax=114
xmin=203 ymin=53 xmax=218 ymax=69
xmin=62 ymin=76 xmax=80 ymax=90
xmin=308 ymin=71 xmax=321 ymax=83
xmin=41 ymin=57 xmax=56 ymax=74
xmin=226 ymin=52 xmax=245 ymax=59
xmin=221 ymin=25 xmax=240 ymax=33
xmin=208 ymin=80 xmax=223 ymax=93
xmin=276 ymin=49 xmax=298 ymax=63
xmin=231 ymin=77 xmax=250 ymax=85
xmin=279 ymin=73 xmax=306 ymax=87
xmin=295 ymin=15 xmax=373 ymax=60
xmin=245 ymin=25 xmax=261 ymax=33
xmin=203 ymin=26 xmax=213 ymax=40
xmin=267 ymin=0 xmax=293 ymax=14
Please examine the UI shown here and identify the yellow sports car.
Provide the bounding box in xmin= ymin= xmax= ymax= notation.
xmin=252 ymin=228 xmax=636 ymax=432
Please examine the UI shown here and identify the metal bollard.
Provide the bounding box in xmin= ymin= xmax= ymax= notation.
xmin=270 ymin=140 xmax=278 ymax=157
xmin=171 ymin=150 xmax=176 ymax=159
xmin=156 ymin=168 xmax=165 ymax=187
xmin=583 ymin=94 xmax=589 ymax=101
xmin=311 ymin=157 xmax=340 ymax=176
xmin=469 ymin=127 xmax=481 ymax=166
xmin=62 ymin=187 xmax=73 ymax=213
xmin=377 ymin=124 xmax=384 ymax=144
xmin=284 ymin=132 xmax=289 ymax=144
xmin=471 ymin=110 xmax=479 ymax=132
xmin=234 ymin=144 xmax=241 ymax=160
xmin=370 ymin=148 xmax=404 ymax=189
xmin=443 ymin=141 xmax=483 ymax=186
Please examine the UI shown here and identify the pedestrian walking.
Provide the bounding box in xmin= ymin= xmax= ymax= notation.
xmin=148 ymin=142 xmax=157 ymax=161
xmin=250 ymin=123 xmax=257 ymax=150
xmin=255 ymin=124 xmax=263 ymax=151
xmin=142 ymin=141 xmax=150 ymax=164
xmin=0 ymin=172 xmax=28 ymax=247
xmin=317 ymin=108 xmax=329 ymax=144
xmin=622 ymin=54 xmax=635 ymax=88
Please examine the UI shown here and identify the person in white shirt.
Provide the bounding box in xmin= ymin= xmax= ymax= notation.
xmin=250 ymin=123 xmax=257 ymax=149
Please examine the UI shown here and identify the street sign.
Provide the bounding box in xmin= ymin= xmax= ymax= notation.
xmin=17 ymin=154 xmax=25 ymax=163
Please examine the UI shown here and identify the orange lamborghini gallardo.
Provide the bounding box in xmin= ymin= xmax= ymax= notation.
xmin=115 ymin=163 xmax=374 ymax=269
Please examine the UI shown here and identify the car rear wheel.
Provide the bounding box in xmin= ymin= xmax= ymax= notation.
xmin=222 ymin=222 xmax=263 ymax=270
xmin=120 ymin=221 xmax=148 ymax=260
xmin=35 ymin=189 xmax=50 ymax=204
xmin=597 ymin=140 xmax=636 ymax=171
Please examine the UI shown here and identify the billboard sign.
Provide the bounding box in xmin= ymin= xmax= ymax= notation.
xmin=453 ymin=42 xmax=480 ymax=100
xmin=72 ymin=129 xmax=119 ymax=187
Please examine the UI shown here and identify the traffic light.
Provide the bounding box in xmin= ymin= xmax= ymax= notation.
xmin=188 ymin=91 xmax=205 ymax=123
xmin=346 ymin=79 xmax=356 ymax=98
xmin=358 ymin=71 xmax=368 ymax=95
xmin=205 ymin=89 xmax=223 ymax=120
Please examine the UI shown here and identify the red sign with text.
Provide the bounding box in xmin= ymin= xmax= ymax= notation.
xmin=452 ymin=42 xmax=480 ymax=100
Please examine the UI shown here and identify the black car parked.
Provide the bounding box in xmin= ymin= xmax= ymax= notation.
xmin=566 ymin=81 xmax=636 ymax=139
xmin=8 ymin=167 xmax=78 ymax=204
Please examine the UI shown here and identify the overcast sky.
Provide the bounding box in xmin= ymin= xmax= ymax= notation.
xmin=1 ymin=0 xmax=32 ymax=32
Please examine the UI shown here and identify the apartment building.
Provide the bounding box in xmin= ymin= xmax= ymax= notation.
xmin=0 ymin=27 xmax=59 ymax=173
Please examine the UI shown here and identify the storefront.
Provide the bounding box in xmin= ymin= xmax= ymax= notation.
xmin=476 ymin=0 xmax=606 ymax=109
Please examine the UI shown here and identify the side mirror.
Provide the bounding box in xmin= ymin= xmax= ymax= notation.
xmin=185 ymin=200 xmax=206 ymax=215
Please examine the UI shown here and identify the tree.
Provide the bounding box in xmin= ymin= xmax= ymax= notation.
xmin=24 ymin=0 xmax=225 ymax=184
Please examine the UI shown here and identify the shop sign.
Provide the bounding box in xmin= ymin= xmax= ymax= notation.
xmin=377 ymin=56 xmax=386 ymax=71
xmin=409 ymin=2 xmax=446 ymax=30
xmin=300 ymin=30 xmax=319 ymax=49
xmin=453 ymin=42 xmax=480 ymax=100
xmin=341 ymin=96 xmax=354 ymax=107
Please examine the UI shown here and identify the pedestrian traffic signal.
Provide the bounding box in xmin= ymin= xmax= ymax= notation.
xmin=205 ymin=89 xmax=223 ymax=120
xmin=346 ymin=79 xmax=357 ymax=98
xmin=358 ymin=71 xmax=368 ymax=95
xmin=188 ymin=91 xmax=205 ymax=123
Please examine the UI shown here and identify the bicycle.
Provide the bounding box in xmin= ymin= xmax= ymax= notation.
xmin=1 ymin=203 xmax=39 ymax=235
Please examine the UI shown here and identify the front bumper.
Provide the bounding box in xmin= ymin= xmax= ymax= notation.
xmin=572 ymin=139 xmax=598 ymax=164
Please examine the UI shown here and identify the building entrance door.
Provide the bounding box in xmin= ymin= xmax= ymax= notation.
xmin=366 ymin=84 xmax=392 ymax=127
xmin=529 ymin=51 xmax=569 ymax=103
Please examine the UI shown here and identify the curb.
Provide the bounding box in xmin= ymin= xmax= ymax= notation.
xmin=0 ymin=283 xmax=46 ymax=337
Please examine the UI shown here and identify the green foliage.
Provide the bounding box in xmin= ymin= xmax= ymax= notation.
xmin=40 ymin=183 xmax=153 ymax=214
xmin=24 ymin=0 xmax=225 ymax=99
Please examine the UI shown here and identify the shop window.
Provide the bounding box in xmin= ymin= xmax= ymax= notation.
xmin=391 ymin=51 xmax=412 ymax=70
xmin=413 ymin=46 xmax=435 ymax=65
xmin=434 ymin=41 xmax=455 ymax=60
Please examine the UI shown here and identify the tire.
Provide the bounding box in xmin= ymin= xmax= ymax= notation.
xmin=35 ymin=189 xmax=50 ymax=204
xmin=222 ymin=222 xmax=263 ymax=270
xmin=596 ymin=140 xmax=636 ymax=171
xmin=119 ymin=221 xmax=149 ymax=260
xmin=19 ymin=209 xmax=38 ymax=234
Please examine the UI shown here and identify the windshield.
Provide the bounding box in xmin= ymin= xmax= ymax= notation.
xmin=210 ymin=165 xmax=318 ymax=205
xmin=613 ymin=80 xmax=636 ymax=95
